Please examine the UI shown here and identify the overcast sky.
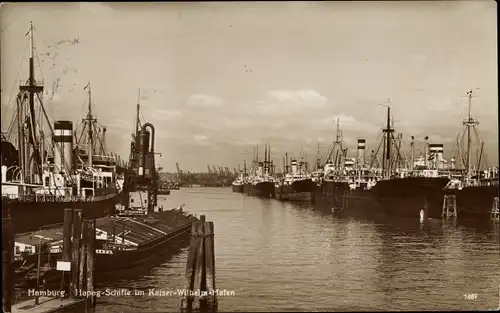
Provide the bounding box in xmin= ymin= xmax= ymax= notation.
xmin=1 ymin=1 xmax=497 ymax=172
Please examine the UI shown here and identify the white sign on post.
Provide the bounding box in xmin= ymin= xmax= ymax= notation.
xmin=56 ymin=260 xmax=71 ymax=272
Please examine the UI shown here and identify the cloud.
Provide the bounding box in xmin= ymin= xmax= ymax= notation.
xmin=267 ymin=89 xmax=327 ymax=106
xmin=150 ymin=109 xmax=183 ymax=121
xmin=79 ymin=3 xmax=115 ymax=15
xmin=186 ymin=94 xmax=224 ymax=107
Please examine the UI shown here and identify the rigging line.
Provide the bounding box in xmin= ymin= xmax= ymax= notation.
xmin=1 ymin=39 xmax=30 ymax=129
xmin=33 ymin=45 xmax=56 ymax=120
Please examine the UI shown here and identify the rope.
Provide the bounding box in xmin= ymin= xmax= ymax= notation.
xmin=1 ymin=39 xmax=30 ymax=129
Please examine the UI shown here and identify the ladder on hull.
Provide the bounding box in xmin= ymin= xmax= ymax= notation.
xmin=442 ymin=195 xmax=457 ymax=218
xmin=491 ymin=197 xmax=499 ymax=222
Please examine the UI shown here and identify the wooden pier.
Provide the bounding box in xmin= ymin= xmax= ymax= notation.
xmin=4 ymin=208 xmax=97 ymax=313
xmin=180 ymin=215 xmax=218 ymax=313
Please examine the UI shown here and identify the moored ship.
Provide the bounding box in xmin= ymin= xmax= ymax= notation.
xmin=439 ymin=89 xmax=499 ymax=218
xmin=1 ymin=23 xmax=120 ymax=233
xmin=244 ymin=144 xmax=276 ymax=198
xmin=276 ymin=156 xmax=315 ymax=202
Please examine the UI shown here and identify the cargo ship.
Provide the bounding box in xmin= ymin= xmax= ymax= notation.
xmin=19 ymin=209 xmax=196 ymax=287
xmin=232 ymin=174 xmax=244 ymax=193
xmin=275 ymin=155 xmax=315 ymax=202
xmin=1 ymin=23 xmax=120 ymax=233
xmin=244 ymin=144 xmax=276 ymax=198
xmin=440 ymin=89 xmax=499 ymax=218
xmin=314 ymin=104 xmax=453 ymax=219
xmin=17 ymin=97 xmax=197 ymax=286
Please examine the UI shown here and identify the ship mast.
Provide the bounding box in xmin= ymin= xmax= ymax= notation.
xmin=381 ymin=99 xmax=394 ymax=178
xmin=136 ymin=88 xmax=141 ymax=136
xmin=464 ymin=89 xmax=478 ymax=179
xmin=19 ymin=21 xmax=45 ymax=184
xmin=83 ymin=82 xmax=94 ymax=169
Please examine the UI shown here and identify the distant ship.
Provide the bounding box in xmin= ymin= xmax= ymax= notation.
xmin=244 ymin=144 xmax=276 ymax=198
xmin=1 ymin=23 xmax=121 ymax=233
xmin=275 ymin=156 xmax=315 ymax=202
xmin=440 ymin=89 xmax=499 ymax=218
xmin=232 ymin=171 xmax=244 ymax=193
xmin=315 ymin=105 xmax=451 ymax=218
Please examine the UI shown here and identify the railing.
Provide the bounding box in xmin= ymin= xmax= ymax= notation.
xmin=2 ymin=191 xmax=117 ymax=203
xmin=19 ymin=79 xmax=44 ymax=86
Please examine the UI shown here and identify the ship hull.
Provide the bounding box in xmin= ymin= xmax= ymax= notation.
xmin=157 ymin=189 xmax=171 ymax=195
xmin=372 ymin=177 xmax=450 ymax=218
xmin=313 ymin=177 xmax=452 ymax=219
xmin=290 ymin=178 xmax=316 ymax=193
xmin=253 ymin=181 xmax=275 ymax=198
xmin=275 ymin=185 xmax=312 ymax=202
xmin=232 ymin=184 xmax=244 ymax=193
xmin=445 ymin=184 xmax=499 ymax=218
xmin=2 ymin=195 xmax=119 ymax=234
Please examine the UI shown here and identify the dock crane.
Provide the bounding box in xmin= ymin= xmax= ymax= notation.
xmin=176 ymin=162 xmax=182 ymax=184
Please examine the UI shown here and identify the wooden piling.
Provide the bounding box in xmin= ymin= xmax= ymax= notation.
xmin=2 ymin=215 xmax=15 ymax=313
xmin=86 ymin=219 xmax=96 ymax=309
xmin=72 ymin=209 xmax=83 ymax=296
xmin=192 ymin=222 xmax=205 ymax=311
xmin=203 ymin=222 xmax=217 ymax=311
xmin=79 ymin=219 xmax=89 ymax=292
xmin=62 ymin=208 xmax=73 ymax=295
xmin=181 ymin=223 xmax=200 ymax=311
xmin=180 ymin=216 xmax=217 ymax=313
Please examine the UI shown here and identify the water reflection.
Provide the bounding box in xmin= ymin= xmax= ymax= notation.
xmin=95 ymin=188 xmax=500 ymax=312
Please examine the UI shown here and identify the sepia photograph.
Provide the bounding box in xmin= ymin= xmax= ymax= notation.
xmin=1 ymin=1 xmax=499 ymax=312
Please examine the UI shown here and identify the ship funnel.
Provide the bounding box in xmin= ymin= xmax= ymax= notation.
xmin=53 ymin=121 xmax=74 ymax=173
xmin=291 ymin=159 xmax=298 ymax=175
xmin=429 ymin=144 xmax=444 ymax=169
xmin=1 ymin=165 xmax=6 ymax=183
xmin=258 ymin=161 xmax=264 ymax=176
xmin=356 ymin=139 xmax=366 ymax=168
xmin=137 ymin=129 xmax=150 ymax=177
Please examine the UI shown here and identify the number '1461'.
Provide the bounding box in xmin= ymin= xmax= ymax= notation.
xmin=464 ymin=293 xmax=477 ymax=300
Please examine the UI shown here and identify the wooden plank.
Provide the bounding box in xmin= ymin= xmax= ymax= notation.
xmin=71 ymin=209 xmax=83 ymax=296
xmin=203 ymin=221 xmax=216 ymax=310
xmin=86 ymin=220 xmax=96 ymax=309
xmin=191 ymin=222 xmax=205 ymax=311
xmin=180 ymin=222 xmax=199 ymax=311
xmin=11 ymin=297 xmax=87 ymax=313
xmin=62 ymin=208 xmax=73 ymax=295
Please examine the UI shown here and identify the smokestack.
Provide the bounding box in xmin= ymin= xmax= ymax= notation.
xmin=424 ymin=136 xmax=429 ymax=168
xmin=291 ymin=159 xmax=298 ymax=175
xmin=429 ymin=144 xmax=444 ymax=170
xmin=53 ymin=120 xmax=74 ymax=174
xmin=356 ymin=139 xmax=366 ymax=168
xmin=1 ymin=165 xmax=6 ymax=183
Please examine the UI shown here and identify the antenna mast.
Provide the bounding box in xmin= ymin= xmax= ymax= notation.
xmin=464 ymin=89 xmax=479 ymax=177
xmin=19 ymin=21 xmax=44 ymax=183
xmin=83 ymin=82 xmax=95 ymax=169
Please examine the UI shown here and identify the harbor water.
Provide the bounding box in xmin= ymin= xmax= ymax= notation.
xmin=96 ymin=187 xmax=499 ymax=312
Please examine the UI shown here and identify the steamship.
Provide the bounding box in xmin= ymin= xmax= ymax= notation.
xmin=232 ymin=171 xmax=244 ymax=193
xmin=1 ymin=23 xmax=121 ymax=233
xmin=244 ymin=145 xmax=276 ymax=198
xmin=315 ymin=106 xmax=453 ymax=219
xmin=275 ymin=158 xmax=315 ymax=202
xmin=18 ymin=95 xmax=197 ymax=286
xmin=439 ymin=89 xmax=499 ymax=218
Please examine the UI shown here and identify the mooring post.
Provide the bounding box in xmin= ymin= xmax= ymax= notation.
xmin=2 ymin=215 xmax=15 ymax=313
xmin=192 ymin=221 xmax=205 ymax=311
xmin=63 ymin=208 xmax=73 ymax=297
xmin=86 ymin=219 xmax=96 ymax=309
xmin=204 ymin=221 xmax=217 ymax=311
xmin=80 ymin=219 xmax=89 ymax=293
xmin=72 ymin=209 xmax=83 ymax=296
xmin=181 ymin=223 xmax=199 ymax=312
